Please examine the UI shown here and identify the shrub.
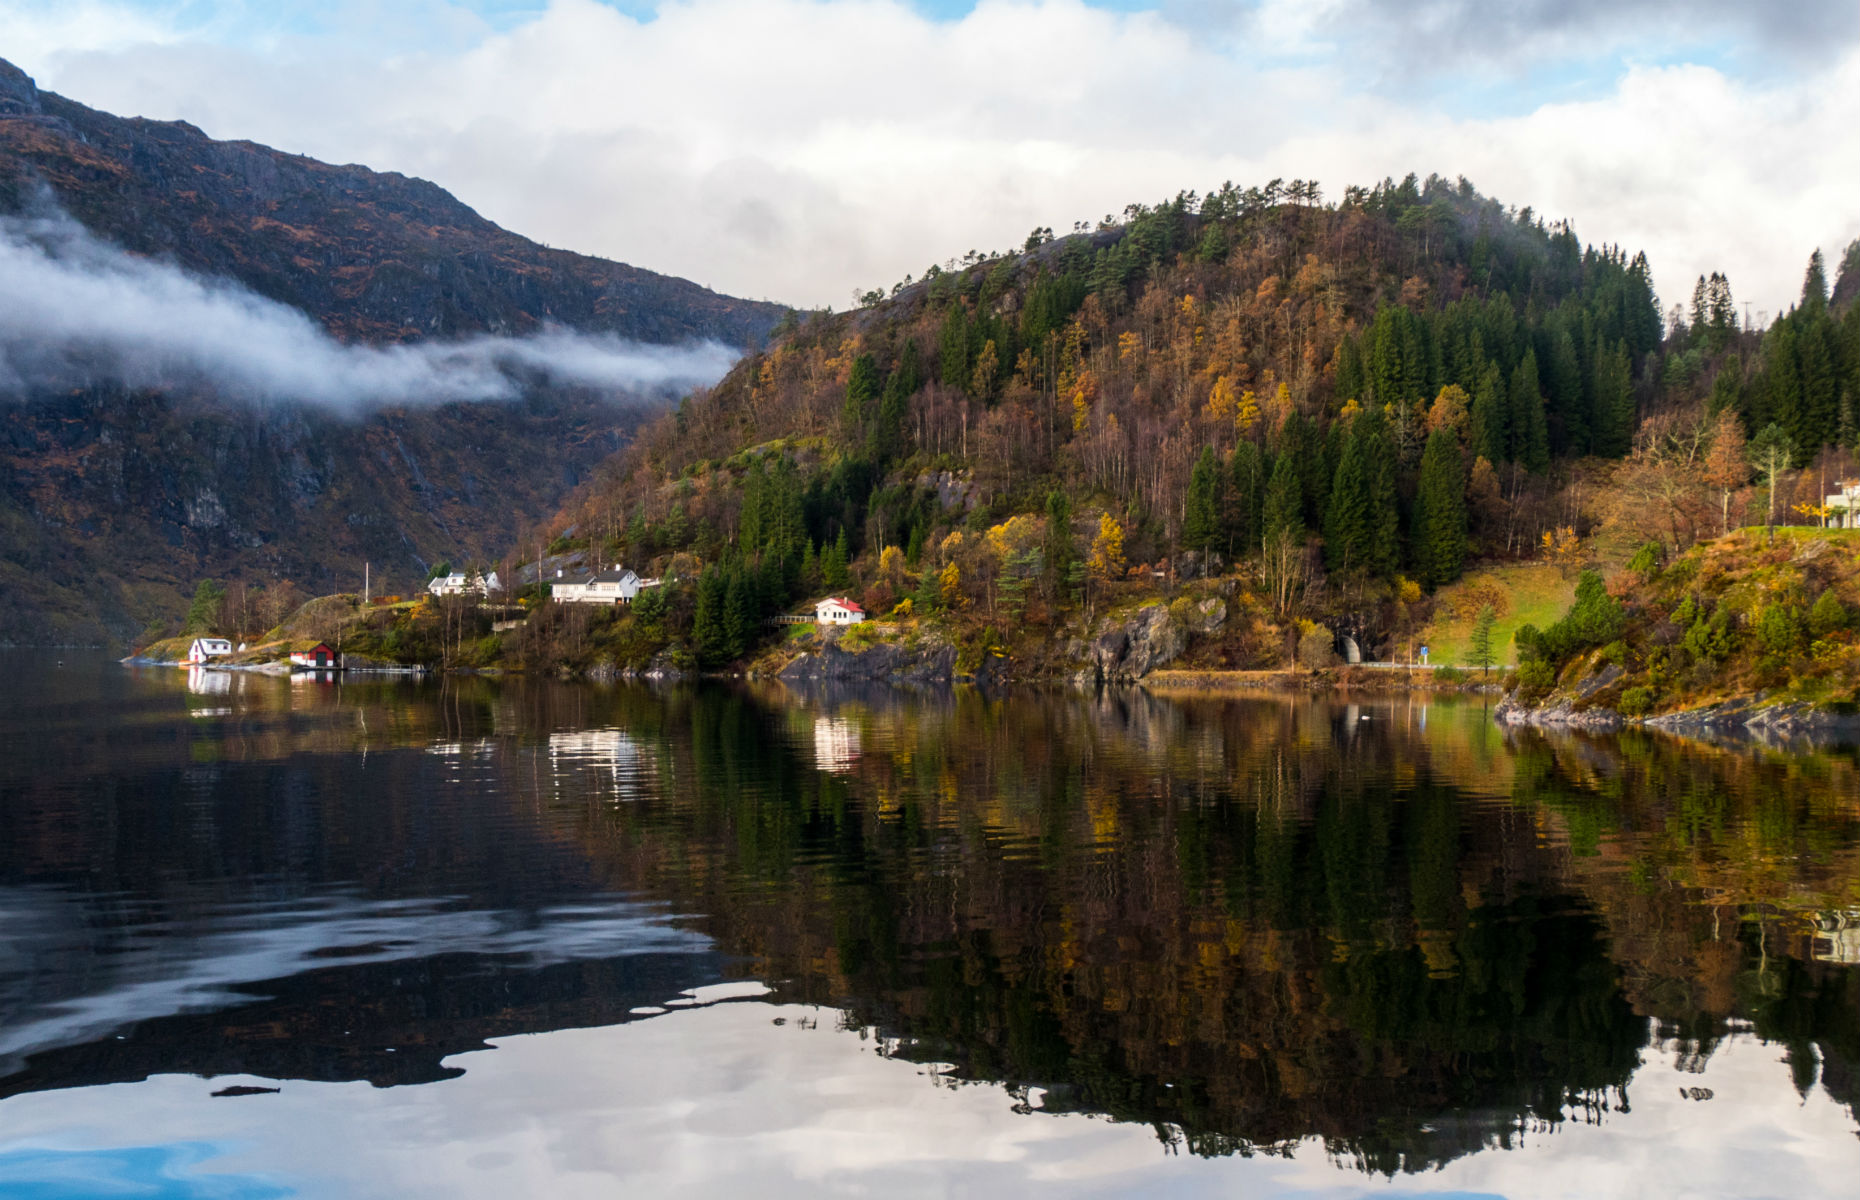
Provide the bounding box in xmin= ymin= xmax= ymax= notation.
xmin=1618 ymin=686 xmax=1656 ymax=717
xmin=1625 ymin=541 xmax=1664 ymax=578
xmin=1296 ymin=620 xmax=1338 ymax=669
xmin=1433 ymin=665 xmax=1467 ymax=684
xmin=1516 ymin=659 xmax=1557 ymax=700
xmin=1810 ymin=591 xmax=1849 ymax=638
xmin=1756 ymin=603 xmax=1804 ymax=665
xmin=1682 ymin=604 xmax=1737 ymax=663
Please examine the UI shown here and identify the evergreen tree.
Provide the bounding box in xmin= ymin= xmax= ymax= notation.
xmin=1590 ymin=339 xmax=1635 ymax=457
xmin=1324 ymin=426 xmax=1370 ymax=571
xmin=1468 ymin=360 xmax=1507 ymax=465
xmin=1183 ymin=446 xmax=1223 ymax=555
xmin=1227 ymin=441 xmax=1263 ymax=555
xmin=1803 ymin=249 xmax=1830 ymax=311
xmin=1412 ymin=426 xmax=1467 ymax=586
xmin=1044 ymin=490 xmax=1075 ymax=583
xmin=1543 ymin=325 xmax=1586 ymax=455
xmin=693 ymin=567 xmax=727 ymax=664
xmin=1262 ymin=452 xmax=1304 ymax=547
xmin=870 ymin=341 xmax=921 ymax=462
xmin=937 ymin=305 xmax=971 ymax=389
xmin=912 ymin=562 xmax=940 ymax=614
xmin=1362 ymin=408 xmax=1402 ymax=575
xmin=1508 ymin=348 xmax=1550 ymax=471
xmin=843 ymin=354 xmax=882 ymax=443
xmin=183 ymin=579 xmax=225 ymax=634
xmin=722 ymin=564 xmax=754 ymax=660
xmin=1334 ymin=335 xmax=1365 ymax=403
xmin=1468 ymin=604 xmax=1497 ymax=675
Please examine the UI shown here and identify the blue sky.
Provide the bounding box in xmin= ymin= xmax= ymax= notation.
xmin=4 ymin=0 xmax=1857 ymax=311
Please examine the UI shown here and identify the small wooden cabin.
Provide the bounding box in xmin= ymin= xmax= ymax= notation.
xmin=289 ymin=643 xmax=337 ymax=669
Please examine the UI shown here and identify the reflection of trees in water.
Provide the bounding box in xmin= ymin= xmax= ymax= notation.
xmin=567 ymin=683 xmax=1860 ymax=1168
xmin=571 ymin=687 xmax=1658 ymax=1172
xmin=18 ymin=669 xmax=1856 ymax=1164
xmin=1497 ymin=723 xmax=1860 ymax=1130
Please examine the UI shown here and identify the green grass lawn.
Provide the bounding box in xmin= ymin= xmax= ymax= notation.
xmin=1420 ymin=563 xmax=1577 ymax=668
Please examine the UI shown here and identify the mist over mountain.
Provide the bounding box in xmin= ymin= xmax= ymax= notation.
xmin=0 ymin=57 xmax=786 ymax=644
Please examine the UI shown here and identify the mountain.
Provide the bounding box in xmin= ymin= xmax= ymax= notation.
xmin=522 ymin=175 xmax=1860 ymax=674
xmin=0 ymin=58 xmax=788 ymax=645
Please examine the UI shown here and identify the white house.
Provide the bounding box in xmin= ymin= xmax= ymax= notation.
xmin=428 ymin=569 xmax=502 ymax=597
xmin=184 ymin=637 xmax=233 ymax=664
xmin=815 ymin=597 xmax=866 ymax=625
xmin=552 ymin=567 xmax=658 ymax=605
xmin=1825 ymin=481 xmax=1860 ymax=528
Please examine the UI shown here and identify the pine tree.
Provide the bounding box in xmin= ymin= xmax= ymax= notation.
xmin=843 ymin=354 xmax=882 ymax=443
xmin=937 ymin=305 xmax=971 ymax=389
xmin=913 ymin=563 xmax=940 ymax=614
xmin=1508 ymin=348 xmax=1550 ymax=472
xmin=1412 ymin=426 xmax=1467 ymax=586
xmin=183 ymin=579 xmax=225 ymax=634
xmin=1591 ymin=339 xmax=1635 ymax=457
xmin=1044 ymin=490 xmax=1074 ymax=584
xmin=693 ymin=567 xmax=727 ymax=665
xmin=722 ymin=565 xmax=753 ymax=661
xmin=1362 ymin=409 xmax=1401 ymax=575
xmin=1468 ymin=604 xmax=1496 ymax=675
xmin=870 ymin=341 xmax=920 ymax=462
xmin=1803 ymin=249 xmax=1830 ymax=311
xmin=1469 ymin=360 xmax=1507 ymax=464
xmin=1323 ymin=428 xmax=1370 ymax=571
xmin=1227 ymin=441 xmax=1263 ymax=555
xmin=1183 ymin=446 xmax=1223 ymax=555
xmin=1262 ymin=452 xmax=1303 ymax=547
xmin=825 ymin=530 xmax=852 ymax=589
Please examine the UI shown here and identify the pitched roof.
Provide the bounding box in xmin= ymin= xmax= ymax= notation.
xmin=557 ymin=567 xmax=639 ymax=586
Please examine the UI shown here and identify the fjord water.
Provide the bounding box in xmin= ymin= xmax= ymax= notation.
xmin=1 ymin=654 xmax=1856 ymax=1198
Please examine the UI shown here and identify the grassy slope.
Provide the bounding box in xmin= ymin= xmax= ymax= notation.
xmin=1420 ymin=564 xmax=1577 ymax=667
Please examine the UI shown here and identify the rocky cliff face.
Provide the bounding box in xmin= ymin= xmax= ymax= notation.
xmin=0 ymin=60 xmax=788 ymax=643
xmin=778 ymin=639 xmax=959 ymax=684
xmin=1090 ymin=605 xmax=1189 ymax=681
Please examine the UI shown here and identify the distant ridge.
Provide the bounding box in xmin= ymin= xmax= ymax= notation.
xmin=0 ymin=56 xmax=785 ymax=346
xmin=0 ymin=58 xmax=786 ymax=644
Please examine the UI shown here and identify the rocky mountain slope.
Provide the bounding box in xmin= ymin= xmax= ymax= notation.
xmin=0 ymin=58 xmax=787 ymax=644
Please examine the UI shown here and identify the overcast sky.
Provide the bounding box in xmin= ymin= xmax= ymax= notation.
xmin=5 ymin=0 xmax=1858 ymax=319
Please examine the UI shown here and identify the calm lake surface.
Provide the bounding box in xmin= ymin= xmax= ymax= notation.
xmin=1 ymin=652 xmax=1857 ymax=1198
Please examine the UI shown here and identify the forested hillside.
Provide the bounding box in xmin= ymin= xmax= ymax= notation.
xmin=0 ymin=58 xmax=785 ymax=645
xmin=536 ymin=172 xmax=1859 ymax=669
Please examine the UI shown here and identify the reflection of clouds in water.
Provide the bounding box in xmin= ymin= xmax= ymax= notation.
xmin=1 ymin=1010 xmax=1853 ymax=1199
xmin=0 ymin=886 xmax=706 ymax=1075
xmin=812 ymin=717 xmax=860 ymax=774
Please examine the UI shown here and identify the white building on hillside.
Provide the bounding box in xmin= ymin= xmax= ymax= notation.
xmin=815 ymin=597 xmax=866 ymax=625
xmin=1825 ymin=481 xmax=1860 ymax=528
xmin=185 ymin=637 xmax=233 ymax=664
xmin=552 ymin=567 xmax=659 ymax=605
xmin=428 ymin=569 xmax=502 ymax=597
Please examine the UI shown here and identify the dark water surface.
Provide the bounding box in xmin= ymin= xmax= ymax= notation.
xmin=1 ymin=652 xmax=1857 ymax=1198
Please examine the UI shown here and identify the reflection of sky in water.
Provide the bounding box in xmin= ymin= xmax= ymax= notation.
xmin=0 ymin=1143 xmax=290 ymax=1200
xmin=0 ymin=887 xmax=707 ymax=1075
xmin=1 ymin=1008 xmax=1853 ymax=1200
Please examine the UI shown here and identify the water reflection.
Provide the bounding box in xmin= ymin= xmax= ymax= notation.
xmin=0 ymin=653 xmax=1856 ymax=1196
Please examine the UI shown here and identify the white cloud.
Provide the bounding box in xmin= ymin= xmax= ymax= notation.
xmin=7 ymin=0 xmax=1857 ymax=317
xmin=0 ymin=203 xmax=739 ymax=409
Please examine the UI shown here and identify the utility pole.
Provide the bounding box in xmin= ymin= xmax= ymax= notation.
xmin=364 ymin=562 xmax=370 ymax=605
